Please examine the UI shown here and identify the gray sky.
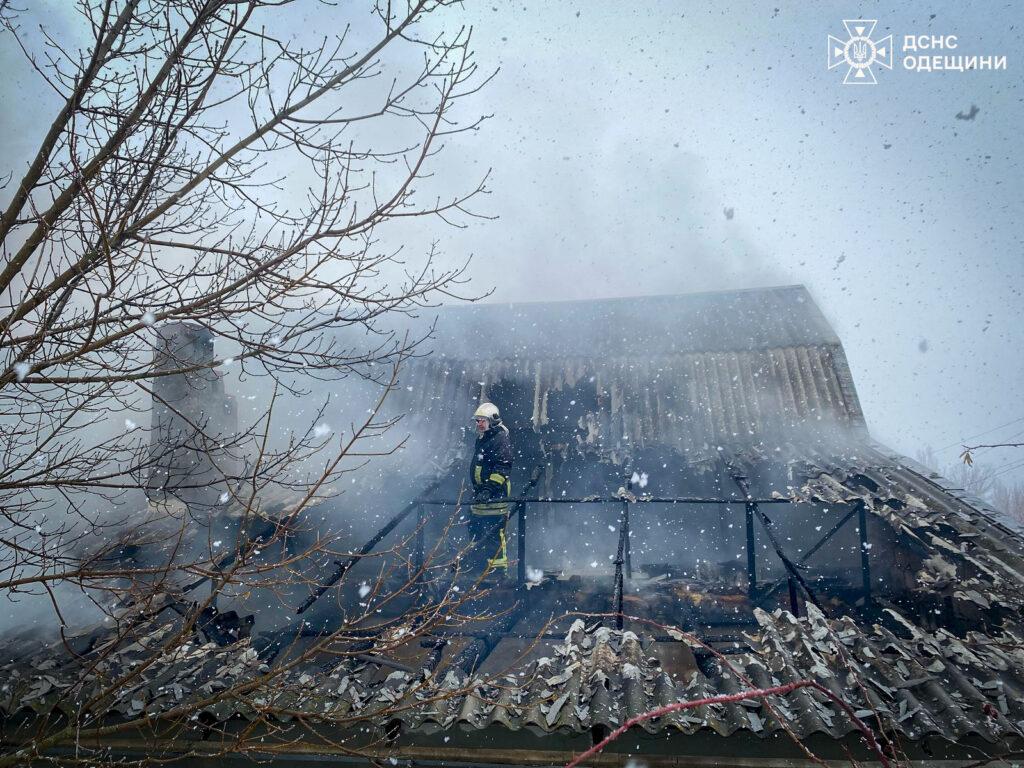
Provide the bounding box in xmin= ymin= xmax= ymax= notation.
xmin=3 ymin=0 xmax=1023 ymax=482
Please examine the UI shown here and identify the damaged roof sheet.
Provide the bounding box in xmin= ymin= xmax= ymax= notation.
xmin=404 ymin=609 xmax=1024 ymax=745
xmin=399 ymin=344 xmax=866 ymax=461
xmin=5 ymin=446 xmax=1024 ymax=758
xmin=375 ymin=285 xmax=868 ymax=474
xmin=782 ymin=443 xmax=1024 ymax=620
xmin=3 ymin=606 xmax=1023 ymax=751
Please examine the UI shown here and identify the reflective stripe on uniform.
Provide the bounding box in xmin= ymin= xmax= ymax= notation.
xmin=488 ymin=528 xmax=509 ymax=572
xmin=471 ymin=480 xmax=511 ymax=516
xmin=470 ymin=502 xmax=509 ymax=516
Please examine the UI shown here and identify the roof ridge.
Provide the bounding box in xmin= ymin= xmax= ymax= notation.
xmin=435 ymin=283 xmax=812 ymax=313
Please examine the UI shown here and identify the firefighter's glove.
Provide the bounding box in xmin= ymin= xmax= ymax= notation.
xmin=483 ymin=479 xmax=506 ymax=496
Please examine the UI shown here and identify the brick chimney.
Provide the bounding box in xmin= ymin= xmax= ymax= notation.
xmin=147 ymin=322 xmax=238 ymax=509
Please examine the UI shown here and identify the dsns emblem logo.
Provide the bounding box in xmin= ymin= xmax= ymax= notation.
xmin=828 ymin=20 xmax=893 ymax=84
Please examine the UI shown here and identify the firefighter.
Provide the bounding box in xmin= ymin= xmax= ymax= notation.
xmin=467 ymin=402 xmax=512 ymax=575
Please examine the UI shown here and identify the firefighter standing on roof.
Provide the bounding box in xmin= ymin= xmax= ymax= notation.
xmin=467 ymin=402 xmax=512 ymax=575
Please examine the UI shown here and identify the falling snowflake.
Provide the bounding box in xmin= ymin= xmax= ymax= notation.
xmin=141 ymin=311 xmax=156 ymax=326
xmin=313 ymin=423 xmax=331 ymax=438
xmin=358 ymin=583 xmax=371 ymax=599
xmin=124 ymin=418 xmax=138 ymax=430
xmin=13 ymin=362 xmax=30 ymax=382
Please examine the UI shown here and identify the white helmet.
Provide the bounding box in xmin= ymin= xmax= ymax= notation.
xmin=472 ymin=402 xmax=501 ymax=428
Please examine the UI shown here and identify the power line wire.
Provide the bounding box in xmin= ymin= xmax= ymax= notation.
xmin=937 ymin=415 xmax=1024 ymax=452
xmin=990 ymin=458 xmax=1024 ymax=482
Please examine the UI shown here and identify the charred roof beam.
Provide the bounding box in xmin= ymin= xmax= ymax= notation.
xmin=729 ymin=467 xmax=826 ymax=618
xmin=753 ymin=503 xmax=862 ymax=609
xmin=296 ymin=465 xmax=456 ymax=615
xmin=507 ymin=465 xmax=546 ymax=587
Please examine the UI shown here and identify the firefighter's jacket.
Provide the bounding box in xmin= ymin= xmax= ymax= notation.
xmin=469 ymin=424 xmax=512 ymax=515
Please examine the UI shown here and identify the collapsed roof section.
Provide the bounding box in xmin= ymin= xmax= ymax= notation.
xmin=780 ymin=446 xmax=1024 ymax=636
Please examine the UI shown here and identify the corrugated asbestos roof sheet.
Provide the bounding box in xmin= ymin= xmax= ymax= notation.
xmin=417 ymin=285 xmax=840 ymax=361
xmin=385 ymin=286 xmax=867 ymax=463
xmin=4 ymin=608 xmax=1023 ymax=748
xmin=402 ymin=610 xmax=1024 ymax=744
xmin=398 ymin=345 xmax=866 ymax=463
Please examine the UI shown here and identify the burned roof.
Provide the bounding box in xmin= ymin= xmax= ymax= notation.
xmin=780 ymin=445 xmax=1024 ymax=629
xmin=6 ymin=287 xmax=1024 ymax=765
xmin=400 ymin=346 xmax=867 ymax=460
xmin=386 ymin=285 xmax=867 ymax=464
xmin=4 ymin=446 xmax=1024 ymax=765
